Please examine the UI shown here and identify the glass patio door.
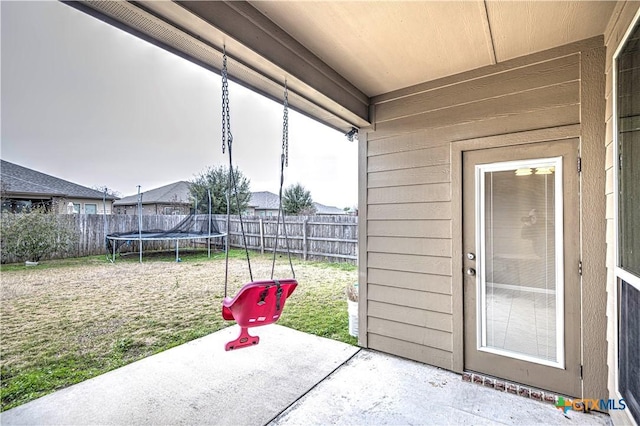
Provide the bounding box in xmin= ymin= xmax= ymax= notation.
xmin=463 ymin=139 xmax=581 ymax=397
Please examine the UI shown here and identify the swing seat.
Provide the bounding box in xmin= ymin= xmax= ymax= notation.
xmin=222 ymin=279 xmax=297 ymax=351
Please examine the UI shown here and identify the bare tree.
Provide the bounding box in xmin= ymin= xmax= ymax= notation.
xmin=92 ymin=185 xmax=120 ymax=198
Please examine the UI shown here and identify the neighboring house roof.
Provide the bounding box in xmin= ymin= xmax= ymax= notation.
xmin=114 ymin=181 xmax=192 ymax=206
xmin=249 ymin=191 xmax=346 ymax=215
xmin=248 ymin=191 xmax=281 ymax=210
xmin=0 ymin=159 xmax=117 ymax=200
xmin=313 ymin=202 xmax=346 ymax=215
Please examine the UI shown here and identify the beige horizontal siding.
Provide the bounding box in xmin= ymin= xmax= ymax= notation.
xmin=368 ymin=220 xmax=451 ymax=238
xmin=606 ymin=142 xmax=614 ymax=169
xmin=368 ymin=203 xmax=451 ymax=220
xmin=372 ymin=82 xmax=579 ymax=139
xmin=368 ymin=301 xmax=452 ymax=332
xmin=367 ymin=144 xmax=449 ymax=173
xmin=375 ymin=54 xmax=580 ymax=123
xmin=606 ymin=167 xmax=614 ymax=195
xmin=369 ymin=103 xmax=580 ymax=142
xmin=606 ymin=193 xmax=614 ymax=218
xmin=368 ymin=268 xmax=451 ymax=294
xmin=367 ymin=334 xmax=453 ymax=370
xmin=368 ymin=165 xmax=450 ymax=187
xmin=368 ymin=284 xmax=452 ymax=314
xmin=368 ymin=236 xmax=451 ymax=257
xmin=368 ymin=317 xmax=452 ymax=351
xmin=605 ymin=82 xmax=613 ymax=121
xmin=368 ymin=133 xmax=448 ymax=157
xmin=368 ymin=253 xmax=451 ymax=276
xmin=368 ymin=183 xmax=451 ymax=204
xmin=365 ymin=37 xmax=586 ymax=371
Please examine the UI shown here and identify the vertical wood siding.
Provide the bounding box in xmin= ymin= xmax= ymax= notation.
xmin=364 ymin=39 xmax=599 ymax=371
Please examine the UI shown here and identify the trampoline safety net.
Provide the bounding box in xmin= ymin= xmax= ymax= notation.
xmin=106 ymin=214 xmax=224 ymax=255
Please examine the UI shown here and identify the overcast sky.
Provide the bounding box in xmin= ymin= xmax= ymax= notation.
xmin=1 ymin=1 xmax=358 ymax=208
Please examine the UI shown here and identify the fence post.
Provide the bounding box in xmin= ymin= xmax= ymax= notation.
xmin=259 ymin=218 xmax=264 ymax=254
xmin=302 ymin=218 xmax=308 ymax=261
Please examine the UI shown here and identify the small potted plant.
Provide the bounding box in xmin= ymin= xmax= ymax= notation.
xmin=346 ymin=282 xmax=359 ymax=337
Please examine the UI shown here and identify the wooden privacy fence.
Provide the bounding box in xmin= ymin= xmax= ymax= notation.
xmin=3 ymin=214 xmax=358 ymax=263
xmin=221 ymin=214 xmax=358 ymax=263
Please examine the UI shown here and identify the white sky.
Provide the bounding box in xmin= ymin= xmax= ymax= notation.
xmin=0 ymin=1 xmax=358 ymax=209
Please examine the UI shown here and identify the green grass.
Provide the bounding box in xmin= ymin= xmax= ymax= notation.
xmin=0 ymin=250 xmax=358 ymax=411
xmin=0 ymin=247 xmax=247 ymax=271
xmin=279 ymin=288 xmax=358 ymax=344
xmin=0 ymin=254 xmax=108 ymax=272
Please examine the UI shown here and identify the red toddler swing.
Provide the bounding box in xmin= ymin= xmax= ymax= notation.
xmin=220 ymin=50 xmax=297 ymax=351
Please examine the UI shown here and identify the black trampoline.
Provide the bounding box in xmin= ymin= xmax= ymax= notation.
xmin=106 ymin=213 xmax=226 ymax=262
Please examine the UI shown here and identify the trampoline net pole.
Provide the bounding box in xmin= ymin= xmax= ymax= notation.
xmin=138 ymin=186 xmax=142 ymax=264
xmin=208 ymin=189 xmax=212 ymax=259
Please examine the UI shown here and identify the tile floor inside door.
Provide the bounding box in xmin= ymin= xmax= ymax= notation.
xmin=485 ymin=285 xmax=557 ymax=362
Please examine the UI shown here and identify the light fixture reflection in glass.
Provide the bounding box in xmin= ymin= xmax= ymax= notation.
xmin=515 ymin=168 xmax=533 ymax=176
xmin=535 ymin=167 xmax=555 ymax=175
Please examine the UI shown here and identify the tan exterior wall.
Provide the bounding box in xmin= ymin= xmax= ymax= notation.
xmin=255 ymin=209 xmax=280 ymax=217
xmin=360 ymin=36 xmax=608 ymax=399
xmin=604 ymin=2 xmax=640 ymax=425
xmin=56 ymin=198 xmax=114 ymax=215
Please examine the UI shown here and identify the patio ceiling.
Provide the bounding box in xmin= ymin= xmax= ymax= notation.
xmin=70 ymin=1 xmax=616 ymax=133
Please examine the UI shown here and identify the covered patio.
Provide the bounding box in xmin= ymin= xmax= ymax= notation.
xmin=0 ymin=325 xmax=609 ymax=425
xmin=37 ymin=1 xmax=640 ymax=424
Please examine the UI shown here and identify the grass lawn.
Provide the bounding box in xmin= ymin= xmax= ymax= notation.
xmin=0 ymin=249 xmax=358 ymax=411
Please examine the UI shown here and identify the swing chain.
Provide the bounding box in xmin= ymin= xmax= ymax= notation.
xmin=271 ymin=80 xmax=296 ymax=280
xmin=282 ymin=80 xmax=289 ymax=167
xmin=221 ymin=48 xmax=254 ymax=294
xmin=222 ymin=50 xmax=231 ymax=154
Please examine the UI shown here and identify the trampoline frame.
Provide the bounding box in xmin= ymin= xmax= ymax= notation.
xmin=106 ymin=232 xmax=227 ymax=263
xmin=105 ymin=188 xmax=226 ymax=263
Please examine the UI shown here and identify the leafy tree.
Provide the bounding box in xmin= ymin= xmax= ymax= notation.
xmin=1 ymin=208 xmax=78 ymax=263
xmin=283 ymin=183 xmax=316 ymax=215
xmin=190 ymin=165 xmax=251 ymax=214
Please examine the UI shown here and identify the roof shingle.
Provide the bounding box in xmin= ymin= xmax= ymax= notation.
xmin=0 ymin=160 xmax=117 ymax=200
xmin=114 ymin=181 xmax=192 ymax=206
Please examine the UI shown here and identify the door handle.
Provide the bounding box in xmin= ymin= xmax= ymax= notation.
xmin=466 ymin=268 xmax=476 ymax=276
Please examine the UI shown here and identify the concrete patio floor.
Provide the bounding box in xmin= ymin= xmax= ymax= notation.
xmin=1 ymin=325 xmax=610 ymax=425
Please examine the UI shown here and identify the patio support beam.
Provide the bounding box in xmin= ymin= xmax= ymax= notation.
xmin=176 ymin=1 xmax=369 ymax=122
xmin=65 ymin=0 xmax=370 ymax=133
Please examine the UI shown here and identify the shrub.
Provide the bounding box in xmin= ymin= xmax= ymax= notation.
xmin=1 ymin=209 xmax=78 ymax=263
